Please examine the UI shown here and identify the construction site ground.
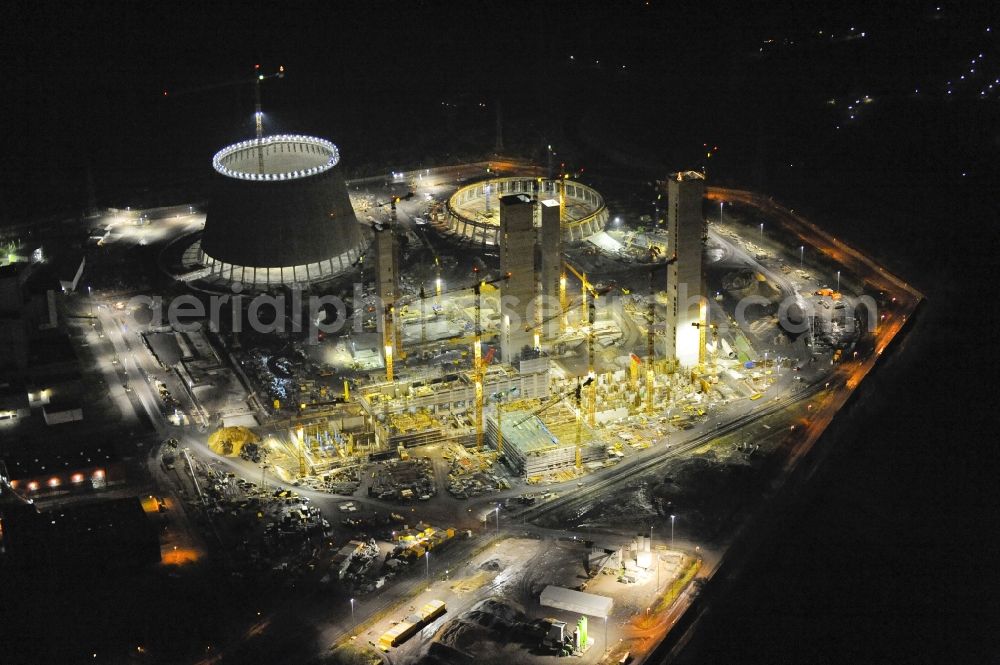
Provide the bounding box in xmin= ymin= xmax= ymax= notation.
xmin=347 ymin=535 xmax=695 ymax=665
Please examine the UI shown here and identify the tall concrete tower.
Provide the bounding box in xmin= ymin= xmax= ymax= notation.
xmin=665 ymin=171 xmax=706 ymax=367
xmin=539 ymin=198 xmax=562 ymax=340
xmin=373 ymin=226 xmax=399 ymax=309
xmin=499 ymin=194 xmax=536 ymax=363
xmin=373 ymin=224 xmax=401 ymax=367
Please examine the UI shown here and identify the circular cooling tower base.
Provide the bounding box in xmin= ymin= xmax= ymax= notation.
xmin=171 ymin=233 xmax=371 ymax=293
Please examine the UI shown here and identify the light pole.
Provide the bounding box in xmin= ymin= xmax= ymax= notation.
xmin=799 ymin=245 xmax=804 ymax=267
xmin=425 ymin=551 xmax=430 ymax=579
xmin=495 ymin=506 xmax=500 ymax=538
xmin=87 ymin=285 xmax=93 ymax=317
xmin=670 ymin=514 xmax=675 ymax=549
xmin=604 ymin=616 xmax=608 ymax=651
xmin=836 ymin=270 xmax=841 ymax=293
xmin=759 ymin=223 xmax=764 ymax=242
xmin=719 ymin=200 xmax=724 ymax=222
xmin=350 ymin=598 xmax=355 ymax=623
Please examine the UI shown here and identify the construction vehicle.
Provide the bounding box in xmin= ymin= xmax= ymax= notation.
xmin=378 ymin=600 xmax=447 ymax=651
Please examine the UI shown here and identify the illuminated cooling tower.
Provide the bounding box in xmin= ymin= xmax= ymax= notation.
xmin=199 ymin=134 xmax=365 ymax=288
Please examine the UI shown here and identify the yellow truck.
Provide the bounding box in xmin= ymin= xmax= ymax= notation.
xmin=378 ymin=600 xmax=447 ymax=651
xmin=378 ymin=621 xmax=419 ymax=651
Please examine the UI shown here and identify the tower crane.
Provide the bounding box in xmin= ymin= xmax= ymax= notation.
xmin=647 ymin=253 xmax=678 ymax=414
xmin=526 ymin=293 xmax=584 ymax=333
xmin=251 ymin=64 xmax=285 ymax=171
xmin=472 ymin=268 xmax=511 ymax=450
xmin=163 ymin=64 xmax=285 ymax=173
xmin=562 ymin=262 xmax=592 ymax=328
xmin=585 ymin=300 xmax=597 ymax=425
xmin=561 ymin=261 xmax=602 ymax=425
xmin=490 ymin=386 xmax=519 ymax=458
xmin=690 ymin=321 xmax=720 ymax=375
xmin=574 ymin=377 xmax=588 ymax=470
xmin=413 ymin=223 xmax=444 ymax=344
xmin=406 ymin=269 xmax=509 ymax=449
xmin=510 ymin=377 xmax=594 ymax=469
xmin=511 ymin=376 xmax=593 ymax=427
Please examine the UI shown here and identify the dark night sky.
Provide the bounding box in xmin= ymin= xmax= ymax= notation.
xmin=4 ymin=1 xmax=999 ymax=662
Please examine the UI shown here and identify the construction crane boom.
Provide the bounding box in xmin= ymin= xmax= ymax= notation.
xmin=472 ymin=268 xmax=511 ymax=450
xmin=526 ymin=293 xmax=584 ymax=332
xmin=690 ymin=321 xmax=720 ymax=373
xmin=162 ymin=64 xmax=284 ymax=98
xmin=511 ymin=377 xmax=593 ymax=428
xmin=163 ymin=64 xmax=285 ymax=174
xmin=490 ymin=386 xmax=518 ymax=457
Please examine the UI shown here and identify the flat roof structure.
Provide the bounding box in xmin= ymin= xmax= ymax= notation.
xmin=539 ymin=585 xmax=613 ymax=618
xmin=490 ymin=406 xmax=605 ymax=477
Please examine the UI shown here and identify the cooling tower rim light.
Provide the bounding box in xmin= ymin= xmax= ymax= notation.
xmin=212 ymin=134 xmax=341 ymax=182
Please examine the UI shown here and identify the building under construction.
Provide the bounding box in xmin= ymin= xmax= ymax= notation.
xmin=487 ymin=405 xmax=605 ymax=477
xmin=358 ymin=357 xmax=550 ymax=449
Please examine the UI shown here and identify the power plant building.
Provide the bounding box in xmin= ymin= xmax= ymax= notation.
xmin=487 ymin=409 xmax=604 ymax=477
xmin=499 ymin=194 xmax=537 ymax=363
xmin=539 ymin=198 xmax=562 ymax=340
xmin=665 ymin=171 xmax=706 ymax=367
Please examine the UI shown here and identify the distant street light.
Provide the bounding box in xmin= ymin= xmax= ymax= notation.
xmin=350 ymin=598 xmax=355 ymax=623
xmin=759 ymin=223 xmax=764 ymax=242
xmin=425 ymin=551 xmax=430 ymax=579
xmin=836 ymin=270 xmax=841 ymax=292
xmin=799 ymin=245 xmax=804 ymax=267
xmin=495 ymin=505 xmax=500 ymax=538
xmin=670 ymin=514 xmax=676 ymax=548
